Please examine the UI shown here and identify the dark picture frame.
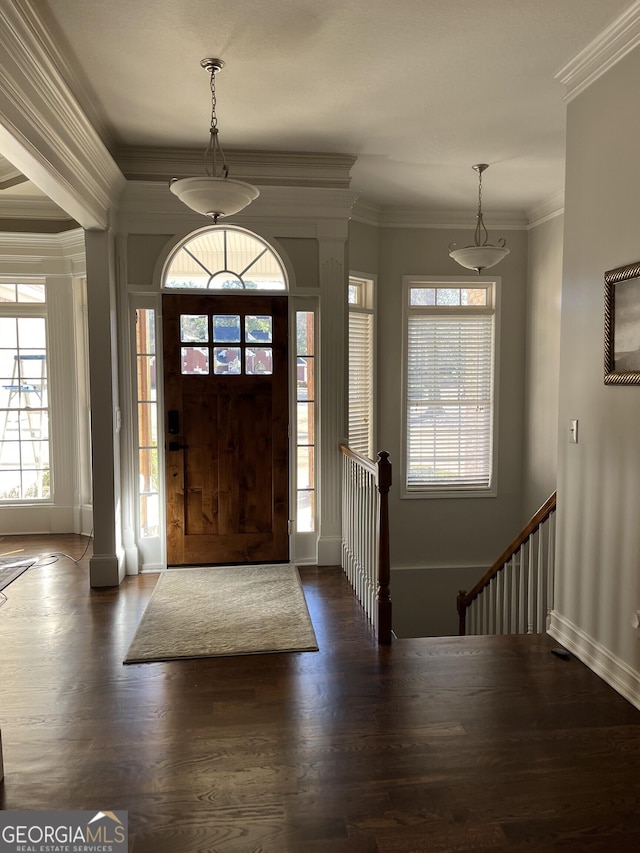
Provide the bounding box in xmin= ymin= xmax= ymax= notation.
xmin=604 ymin=260 xmax=640 ymax=385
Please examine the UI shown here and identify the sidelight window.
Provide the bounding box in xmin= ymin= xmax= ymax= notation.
xmin=135 ymin=308 xmax=159 ymax=537
xmin=296 ymin=311 xmax=315 ymax=532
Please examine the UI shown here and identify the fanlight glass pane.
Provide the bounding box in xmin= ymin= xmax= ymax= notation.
xmin=0 ymin=284 xmax=46 ymax=303
xmin=164 ymin=227 xmax=287 ymax=290
xmin=410 ymin=288 xmax=436 ymax=306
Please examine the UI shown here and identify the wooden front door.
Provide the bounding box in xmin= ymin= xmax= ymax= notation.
xmin=162 ymin=293 xmax=289 ymax=565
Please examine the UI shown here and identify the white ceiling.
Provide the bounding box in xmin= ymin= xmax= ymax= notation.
xmin=2 ymin=0 xmax=635 ymax=218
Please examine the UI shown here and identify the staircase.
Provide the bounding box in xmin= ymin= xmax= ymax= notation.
xmin=457 ymin=492 xmax=556 ymax=636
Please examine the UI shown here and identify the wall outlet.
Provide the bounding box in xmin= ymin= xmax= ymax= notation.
xmin=569 ymin=419 xmax=578 ymax=443
xmin=633 ymin=611 xmax=640 ymax=636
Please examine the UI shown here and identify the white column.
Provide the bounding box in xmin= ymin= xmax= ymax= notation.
xmin=317 ymin=222 xmax=349 ymax=565
xmin=85 ymin=230 xmax=124 ymax=586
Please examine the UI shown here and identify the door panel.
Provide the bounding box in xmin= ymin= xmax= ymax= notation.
xmin=163 ymin=293 xmax=289 ymax=565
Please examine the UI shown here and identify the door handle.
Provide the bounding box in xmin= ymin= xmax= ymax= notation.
xmin=168 ymin=441 xmax=189 ymax=451
xmin=168 ymin=410 xmax=180 ymax=435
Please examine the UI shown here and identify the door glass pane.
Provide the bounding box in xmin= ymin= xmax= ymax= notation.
xmin=296 ymin=312 xmax=314 ymax=355
xmin=297 ymin=490 xmax=315 ymax=533
xmin=213 ymin=347 xmax=241 ymax=374
xmin=245 ymin=347 xmax=272 ymax=375
xmin=213 ymin=315 xmax=241 ymax=342
xmin=181 ymin=346 xmax=209 ymax=375
xmin=297 ymin=402 xmax=314 ymax=446
xmin=180 ymin=314 xmax=208 ymax=342
xmin=140 ymin=493 xmax=160 ymax=538
xmin=136 ymin=356 xmax=156 ymax=403
xmin=297 ymin=446 xmax=314 ymax=490
xmin=245 ymin=315 xmax=272 ymax=343
xmin=139 ymin=448 xmax=159 ymax=492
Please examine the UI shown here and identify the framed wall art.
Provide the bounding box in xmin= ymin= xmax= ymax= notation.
xmin=604 ymin=260 xmax=640 ymax=385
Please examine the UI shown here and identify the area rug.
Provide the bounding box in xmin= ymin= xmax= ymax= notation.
xmin=0 ymin=558 xmax=37 ymax=592
xmin=124 ymin=563 xmax=318 ymax=664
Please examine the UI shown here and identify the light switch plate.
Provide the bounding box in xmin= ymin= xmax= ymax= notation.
xmin=569 ymin=419 xmax=578 ymax=443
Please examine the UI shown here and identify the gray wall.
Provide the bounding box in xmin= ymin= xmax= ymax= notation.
xmin=350 ymin=219 xmax=530 ymax=636
xmin=552 ymin=43 xmax=640 ymax=699
xmin=523 ymin=214 xmax=563 ymax=517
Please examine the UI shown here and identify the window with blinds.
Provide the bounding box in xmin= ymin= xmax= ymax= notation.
xmin=404 ymin=279 xmax=497 ymax=495
xmin=348 ymin=276 xmax=375 ymax=458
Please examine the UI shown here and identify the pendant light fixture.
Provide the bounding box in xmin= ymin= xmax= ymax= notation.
xmin=448 ymin=164 xmax=509 ymax=274
xmin=170 ymin=58 xmax=259 ymax=221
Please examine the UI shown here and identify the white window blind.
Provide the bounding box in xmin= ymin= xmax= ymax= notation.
xmin=348 ymin=310 xmax=374 ymax=457
xmin=406 ymin=310 xmax=495 ymax=490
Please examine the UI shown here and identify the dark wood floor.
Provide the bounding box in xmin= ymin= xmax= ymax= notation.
xmin=1 ymin=534 xmax=640 ymax=852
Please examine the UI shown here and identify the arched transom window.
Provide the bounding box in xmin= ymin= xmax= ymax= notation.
xmin=163 ymin=226 xmax=287 ymax=291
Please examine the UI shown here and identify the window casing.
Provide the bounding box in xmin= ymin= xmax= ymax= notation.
xmin=403 ymin=277 xmax=499 ymax=498
xmin=348 ymin=275 xmax=375 ymax=459
xmin=295 ymin=310 xmax=316 ymax=532
xmin=163 ymin=226 xmax=287 ymax=291
xmin=0 ymin=282 xmax=50 ymax=501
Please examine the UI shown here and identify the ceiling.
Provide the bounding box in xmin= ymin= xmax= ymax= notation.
xmin=0 ymin=0 xmax=634 ymax=221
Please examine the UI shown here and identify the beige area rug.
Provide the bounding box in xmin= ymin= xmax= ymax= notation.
xmin=124 ymin=563 xmax=318 ymax=664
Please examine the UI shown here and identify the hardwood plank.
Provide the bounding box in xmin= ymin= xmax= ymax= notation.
xmin=1 ymin=536 xmax=640 ymax=852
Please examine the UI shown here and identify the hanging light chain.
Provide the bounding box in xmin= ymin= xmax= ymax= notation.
xmin=202 ymin=58 xmax=229 ymax=180
xmin=473 ymin=164 xmax=489 ymax=247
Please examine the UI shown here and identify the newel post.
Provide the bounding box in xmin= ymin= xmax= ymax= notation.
xmin=457 ymin=590 xmax=467 ymax=636
xmin=376 ymin=451 xmax=392 ymax=644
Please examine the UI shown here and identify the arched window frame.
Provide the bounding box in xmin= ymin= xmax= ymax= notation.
xmin=162 ymin=225 xmax=288 ymax=292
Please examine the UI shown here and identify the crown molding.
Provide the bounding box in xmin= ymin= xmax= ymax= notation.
xmin=351 ymin=198 xmax=528 ymax=230
xmin=555 ymin=1 xmax=640 ymax=102
xmin=0 ymin=155 xmax=28 ymax=189
xmin=526 ymin=190 xmax=565 ymax=229
xmin=0 ymin=226 xmax=85 ymax=275
xmin=118 ymin=181 xmax=359 ymax=230
xmin=0 ymin=193 xmax=74 ymax=220
xmin=0 ymin=0 xmax=124 ymax=229
xmin=115 ymin=146 xmax=356 ymax=188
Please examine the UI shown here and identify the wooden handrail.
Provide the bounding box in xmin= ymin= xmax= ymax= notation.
xmin=339 ymin=442 xmax=377 ymax=475
xmin=457 ymin=491 xmax=556 ymax=635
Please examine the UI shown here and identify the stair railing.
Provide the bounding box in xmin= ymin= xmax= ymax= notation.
xmin=339 ymin=443 xmax=392 ymax=644
xmin=457 ymin=491 xmax=556 ymax=636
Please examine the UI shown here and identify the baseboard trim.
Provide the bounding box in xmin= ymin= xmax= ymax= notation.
xmin=317 ymin=536 xmax=342 ymax=566
xmin=89 ymin=550 xmax=126 ymax=587
xmin=548 ymin=610 xmax=640 ymax=711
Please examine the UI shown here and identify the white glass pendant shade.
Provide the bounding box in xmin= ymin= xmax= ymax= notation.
xmin=449 ymin=163 xmax=508 ymax=274
xmin=170 ymin=176 xmax=260 ymax=220
xmin=448 ymin=244 xmax=510 ymax=274
xmin=170 ymin=58 xmax=259 ymax=220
